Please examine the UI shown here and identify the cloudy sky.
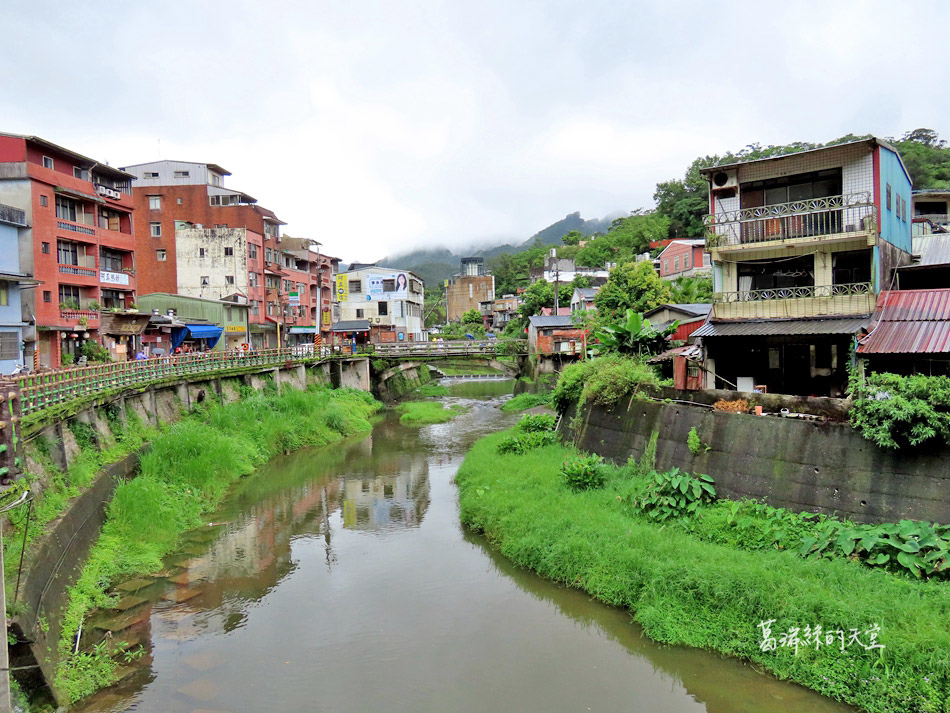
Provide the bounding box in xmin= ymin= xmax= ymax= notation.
xmin=3 ymin=0 xmax=945 ymax=262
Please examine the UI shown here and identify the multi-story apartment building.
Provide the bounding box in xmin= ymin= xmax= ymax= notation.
xmin=278 ymin=236 xmax=337 ymax=345
xmin=694 ymin=137 xmax=913 ymax=396
xmin=0 ymin=134 xmax=139 ymax=367
xmin=334 ymin=265 xmax=424 ymax=342
xmin=446 ymin=257 xmax=494 ymax=321
xmin=120 ymin=160 xmax=286 ymax=348
xmin=657 ymin=239 xmax=710 ymax=279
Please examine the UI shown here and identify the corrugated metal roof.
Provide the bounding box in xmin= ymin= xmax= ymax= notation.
xmin=904 ymin=234 xmax=950 ymax=269
xmin=857 ymin=289 xmax=950 ymax=354
xmin=693 ymin=317 xmax=870 ymax=338
xmin=528 ymin=315 xmax=574 ymax=328
xmin=331 ymin=320 xmax=371 ymax=332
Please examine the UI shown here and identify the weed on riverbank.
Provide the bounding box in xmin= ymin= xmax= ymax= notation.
xmin=396 ymin=401 xmax=466 ymax=426
xmin=54 ymin=386 xmax=380 ymax=703
xmin=456 ymin=430 xmax=950 ymax=713
xmin=500 ymin=392 xmax=552 ymax=412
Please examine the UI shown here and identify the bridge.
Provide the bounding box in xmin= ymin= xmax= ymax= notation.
xmin=373 ymin=339 xmax=525 ymax=358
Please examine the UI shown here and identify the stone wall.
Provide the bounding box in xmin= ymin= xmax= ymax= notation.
xmin=564 ymin=396 xmax=950 ymax=525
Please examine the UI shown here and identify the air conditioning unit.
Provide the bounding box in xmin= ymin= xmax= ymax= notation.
xmin=96 ymin=185 xmax=109 ymax=195
xmin=710 ymin=169 xmax=739 ymax=192
xmin=107 ymin=188 xmax=121 ymax=200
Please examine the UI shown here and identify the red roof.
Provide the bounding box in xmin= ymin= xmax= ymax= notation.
xmin=540 ymin=307 xmax=573 ymax=317
xmin=857 ymin=289 xmax=950 ymax=354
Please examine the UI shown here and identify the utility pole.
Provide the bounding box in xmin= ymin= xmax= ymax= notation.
xmin=551 ymin=248 xmax=560 ymax=314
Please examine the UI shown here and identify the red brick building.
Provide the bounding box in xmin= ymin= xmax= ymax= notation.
xmin=0 ymin=133 xmax=138 ymax=367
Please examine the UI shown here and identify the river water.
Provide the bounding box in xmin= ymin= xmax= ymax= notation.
xmin=73 ymin=379 xmax=853 ymax=713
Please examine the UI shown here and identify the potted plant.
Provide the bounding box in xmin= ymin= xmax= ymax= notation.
xmin=88 ymin=300 xmax=101 ymax=312
xmin=126 ymin=302 xmax=139 ymax=313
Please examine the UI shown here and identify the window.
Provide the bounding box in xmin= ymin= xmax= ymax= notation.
xmin=684 ymin=253 xmax=690 ymax=269
xmin=209 ymin=195 xmax=239 ymax=206
xmin=176 ymin=197 xmax=182 ymax=205
xmin=250 ymin=300 xmax=260 ymax=316
xmin=383 ymin=279 xmax=395 ymax=292
xmin=174 ymin=170 xmax=190 ymax=178
xmin=248 ymin=244 xmax=258 ymax=260
xmin=148 ymin=196 xmax=161 ymax=210
xmin=0 ymin=285 xmax=8 ymax=307
xmin=43 ymin=291 xmax=51 ymax=303
xmin=214 ymin=224 xmax=227 ymax=229
xmin=663 ymin=259 xmax=669 ymax=274
xmin=225 ymin=275 xmax=235 ymax=285
xmin=350 ymin=280 xmax=362 ymax=293
xmin=100 ymin=289 xmax=124 ymax=310
xmin=58 ymin=284 xmax=81 ymax=305
xmin=98 ymin=209 xmax=122 ymax=231
xmin=150 ymin=222 xmax=161 ymax=237
xmin=156 ymin=249 xmax=166 ymax=261
xmin=356 ymin=308 xmax=364 ymax=318
xmin=55 ymin=196 xmax=79 ymax=222
xmin=73 ymin=166 xmax=88 ymax=180
xmin=886 ymin=184 xmax=892 ymax=211
xmin=378 ymin=301 xmax=388 ymax=316
xmin=57 ymin=240 xmax=79 ymax=266
xmin=283 ymin=280 xmax=293 ymax=293
xmin=249 ymin=272 xmax=258 ymax=287
xmin=200 ymin=276 xmax=210 ymax=288
xmin=42 ymin=156 xmax=53 ymax=169
xmin=144 ymin=171 xmax=159 ymax=179
xmin=224 ymin=246 xmax=234 ymax=257
xmin=266 ymin=275 xmax=279 ymax=289
xmin=40 ymin=195 xmax=48 ymax=208
xmin=0 ymin=333 xmax=17 ymax=360
xmin=100 ymin=248 xmax=124 ymax=272
xmin=200 ymin=248 xmax=209 ymax=258
xmin=673 ymin=256 xmax=680 ymax=272
xmin=41 ymin=242 xmax=50 ymax=254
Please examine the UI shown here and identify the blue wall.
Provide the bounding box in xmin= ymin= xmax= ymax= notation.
xmin=0 ymin=222 xmax=25 ymax=374
xmin=878 ymin=146 xmax=913 ymax=253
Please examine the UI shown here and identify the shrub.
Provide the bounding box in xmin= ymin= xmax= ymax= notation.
xmin=686 ymin=426 xmax=708 ymax=455
xmin=561 ymin=452 xmax=606 ymax=491
xmin=552 ymin=355 xmax=660 ymax=413
xmin=517 ymin=413 xmax=556 ymax=433
xmin=632 ymin=468 xmax=716 ymax=521
xmin=850 ymin=372 xmax=950 ymax=449
xmin=500 ymin=392 xmax=552 ymax=412
xmin=497 ymin=431 xmax=558 ymax=455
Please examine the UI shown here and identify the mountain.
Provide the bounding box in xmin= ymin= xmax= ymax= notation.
xmin=378 ymin=211 xmax=618 ymax=287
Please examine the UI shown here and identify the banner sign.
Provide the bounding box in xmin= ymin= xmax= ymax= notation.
xmin=335 ymin=274 xmax=349 ymax=303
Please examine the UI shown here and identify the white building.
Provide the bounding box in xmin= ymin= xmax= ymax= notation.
xmin=174 ymin=227 xmax=252 ymax=301
xmin=334 ymin=265 xmax=425 ymax=342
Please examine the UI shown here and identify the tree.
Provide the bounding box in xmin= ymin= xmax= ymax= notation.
xmin=892 ymin=129 xmax=950 ymax=189
xmin=488 ymin=245 xmax=547 ymax=296
xmin=591 ymin=309 xmax=678 ymax=356
xmin=517 ymin=280 xmax=573 ymax=320
xmin=594 ymin=261 xmax=672 ymax=323
xmin=561 ymin=230 xmax=584 ymax=246
xmin=575 ymin=212 xmax=670 ymax=268
xmin=667 ymin=275 xmax=713 ymax=303
xmin=461 ymin=308 xmax=482 ymax=325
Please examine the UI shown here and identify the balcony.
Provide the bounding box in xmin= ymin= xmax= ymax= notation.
xmin=710 ymin=282 xmax=874 ymax=320
xmin=705 ymin=193 xmax=875 ymax=252
xmin=59 ymin=309 xmax=100 ymax=323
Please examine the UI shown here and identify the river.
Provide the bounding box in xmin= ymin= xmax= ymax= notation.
xmin=73 ymin=379 xmax=854 ymax=713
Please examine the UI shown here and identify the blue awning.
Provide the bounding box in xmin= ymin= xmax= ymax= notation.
xmin=171 ymin=324 xmax=224 ymax=349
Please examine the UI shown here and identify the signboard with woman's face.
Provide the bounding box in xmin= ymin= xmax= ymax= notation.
xmin=367 ymin=273 xmax=408 ymax=300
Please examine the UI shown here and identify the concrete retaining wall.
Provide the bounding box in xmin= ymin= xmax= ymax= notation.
xmin=565 ymin=397 xmax=950 ymax=525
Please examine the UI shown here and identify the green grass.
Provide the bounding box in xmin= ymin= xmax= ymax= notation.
xmin=500 ymin=392 xmax=552 ymax=412
xmin=416 ymin=383 xmax=450 ymax=398
xmin=456 ymin=430 xmax=950 ymax=713
xmin=396 ymin=401 xmax=466 ymax=426
xmin=54 ymin=386 xmax=381 ymax=703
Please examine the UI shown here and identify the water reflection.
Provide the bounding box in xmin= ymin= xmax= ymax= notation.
xmin=72 ymin=380 xmax=852 ymax=713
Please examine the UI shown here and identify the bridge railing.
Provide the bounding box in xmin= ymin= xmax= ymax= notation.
xmin=13 ymin=345 xmax=373 ymax=417
xmin=373 ymin=340 xmax=521 ymax=357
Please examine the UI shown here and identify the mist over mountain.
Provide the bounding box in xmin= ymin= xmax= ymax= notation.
xmin=377 ymin=211 xmax=618 ymax=287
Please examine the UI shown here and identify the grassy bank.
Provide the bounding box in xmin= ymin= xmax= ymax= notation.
xmin=500 ymin=392 xmax=551 ymax=412
xmin=456 ymin=430 xmax=950 ymax=713
xmin=54 ymin=385 xmax=381 ymax=703
xmin=396 ymin=401 xmax=466 ymax=426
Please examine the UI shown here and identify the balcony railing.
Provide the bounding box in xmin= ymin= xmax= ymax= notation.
xmin=705 ymin=192 xmax=874 ymax=248
xmin=59 ymin=309 xmax=100 ymax=321
xmin=913 ymin=213 xmax=950 ymax=224
xmin=714 ymin=282 xmax=872 ymax=303
xmin=58 ymin=264 xmax=97 ymax=278
xmin=57 ymin=219 xmax=96 ymax=237
xmin=710 ymin=282 xmax=874 ymax=320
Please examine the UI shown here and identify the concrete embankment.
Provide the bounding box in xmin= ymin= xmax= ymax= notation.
xmin=562 ymin=395 xmax=950 ymax=525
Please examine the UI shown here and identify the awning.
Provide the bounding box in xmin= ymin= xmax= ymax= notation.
xmin=171 ymin=324 xmax=224 ymax=349
xmin=692 ymin=317 xmax=870 ymax=338
xmin=54 ymin=186 xmax=104 ymax=204
xmin=99 ymin=312 xmax=151 ymax=336
xmin=289 ymin=326 xmax=317 ymax=334
xmin=332 ymin=320 xmax=371 ymax=333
